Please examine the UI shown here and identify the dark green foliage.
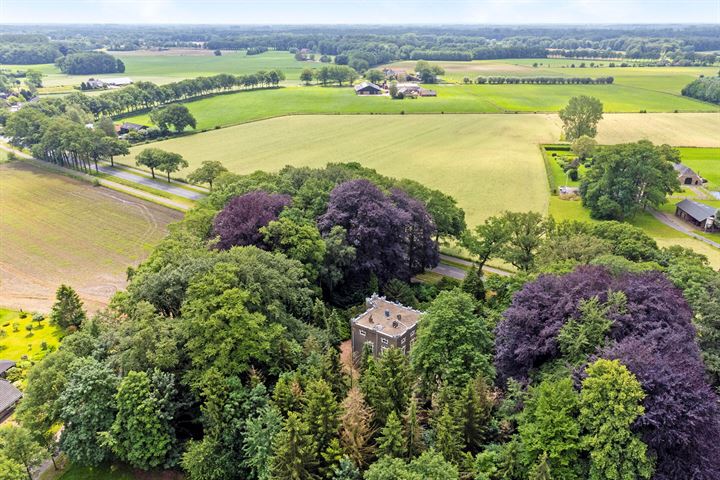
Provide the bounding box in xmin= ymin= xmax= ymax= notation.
xmin=518 ymin=378 xmax=582 ymax=480
xmin=559 ymin=95 xmax=603 ymax=140
xmin=302 ymin=379 xmax=341 ymax=461
xmin=0 ymin=425 xmax=45 ymax=480
xmin=270 ymin=412 xmax=318 ymax=480
xmin=58 ymin=358 xmax=117 ymax=467
xmin=364 ymin=449 xmax=459 ymax=480
xmin=242 ymin=406 xmax=283 ymax=480
xmin=681 ymin=75 xmax=720 ymax=104
xmin=461 ymin=265 xmax=485 ymax=302
xmin=187 ymin=160 xmax=228 ymax=190
xmin=361 ymin=347 xmax=413 ymax=428
xmin=56 ymin=51 xmax=124 ymax=74
xmin=49 ymin=284 xmax=86 ymax=328
xmin=378 ymin=411 xmax=406 ymax=459
xmin=432 ymin=405 xmax=463 ymax=465
xmin=150 ymin=103 xmax=197 ymax=132
xmin=580 ymin=141 xmax=680 ymax=220
xmin=458 ymin=375 xmax=493 ymax=453
xmin=412 ymin=290 xmax=494 ymax=391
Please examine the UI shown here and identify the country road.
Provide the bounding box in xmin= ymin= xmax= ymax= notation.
xmin=97 ymin=162 xmax=207 ymax=200
xmin=431 ymin=253 xmax=512 ymax=279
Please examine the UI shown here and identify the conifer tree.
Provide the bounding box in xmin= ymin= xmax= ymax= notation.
xmin=404 ymin=396 xmax=425 ymax=459
xmin=339 ymin=387 xmax=375 ymax=468
xmin=332 ymin=456 xmax=361 ymax=480
xmin=433 ymin=404 xmax=462 ymax=465
xmin=377 ymin=411 xmax=406 ymax=459
xmin=529 ymin=452 xmax=553 ymax=480
xmin=361 ymin=347 xmax=412 ymax=428
xmin=302 ymin=379 xmax=340 ymax=462
xmin=270 ymin=412 xmax=318 ymax=480
xmin=50 ymin=284 xmax=86 ymax=328
xmin=273 ymin=372 xmax=304 ymax=416
xmin=321 ymin=438 xmax=344 ymax=478
xmin=462 ymin=265 xmax=486 ymax=302
xmin=459 ymin=374 xmax=493 ymax=453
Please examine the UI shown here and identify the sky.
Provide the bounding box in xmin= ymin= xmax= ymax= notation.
xmin=1 ymin=0 xmax=718 ymax=25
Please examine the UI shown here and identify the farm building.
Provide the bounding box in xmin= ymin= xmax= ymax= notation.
xmin=84 ymin=78 xmax=106 ymax=89
xmin=98 ymin=77 xmax=133 ymax=87
xmin=673 ymin=163 xmax=704 ymax=186
xmin=0 ymin=379 xmax=22 ymax=420
xmin=117 ymin=122 xmax=149 ymax=135
xmin=675 ymin=199 xmax=718 ymax=231
xmin=397 ymin=83 xmax=437 ymax=97
xmin=354 ymin=82 xmax=384 ymax=95
xmin=350 ymin=294 xmax=422 ymax=362
xmin=383 ymin=68 xmax=421 ymax=81
xmin=0 ymin=360 xmax=15 ymax=378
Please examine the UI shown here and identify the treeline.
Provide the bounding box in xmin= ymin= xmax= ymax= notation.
xmin=0 ymin=42 xmax=61 ymax=64
xmin=475 ymin=76 xmax=614 ymax=85
xmin=55 ymin=52 xmax=125 ymax=75
xmin=681 ymin=75 xmax=720 ymax=104
xmin=246 ymin=46 xmax=268 ymax=55
xmin=308 ymin=65 xmax=359 ymax=86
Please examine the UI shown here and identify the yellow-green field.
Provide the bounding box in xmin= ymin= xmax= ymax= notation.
xmin=0 ymin=308 xmax=63 ymax=362
xmin=123 ymin=112 xmax=720 ymax=264
xmin=0 ymin=161 xmax=182 ymax=312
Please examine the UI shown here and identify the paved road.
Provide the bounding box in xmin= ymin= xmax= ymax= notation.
xmin=431 ymin=253 xmax=512 ymax=279
xmin=0 ymin=143 xmax=191 ymax=211
xmin=96 ymin=162 xmax=207 ymax=200
xmin=650 ymin=208 xmax=720 ymax=249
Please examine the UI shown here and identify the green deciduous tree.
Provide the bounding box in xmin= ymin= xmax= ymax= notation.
xmin=500 ymin=211 xmax=553 ymax=271
xmin=559 ymin=95 xmax=604 ymax=140
xmin=58 ymin=357 xmax=117 ymax=467
xmin=412 ymin=289 xmax=494 ymax=391
xmin=187 ymin=160 xmax=228 ymax=190
xmin=571 ymin=135 xmax=597 ymax=162
xmin=262 ymin=217 xmax=327 ymax=283
xmin=580 ymin=141 xmax=680 ymax=220
xmin=157 ymin=150 xmax=189 ymax=183
xmin=105 ymin=370 xmax=176 ymax=470
xmin=49 ymin=284 xmax=86 ymax=328
xmin=135 ymin=147 xmax=165 ymax=179
xmin=518 ymin=378 xmax=582 ymax=480
xmin=150 ymin=103 xmax=197 ymax=132
xmin=579 ymin=359 xmax=653 ymax=480
xmin=461 ymin=215 xmax=509 ymax=271
xmin=0 ymin=426 xmax=45 ymax=480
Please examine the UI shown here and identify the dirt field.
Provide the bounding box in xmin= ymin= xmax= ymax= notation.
xmin=0 ymin=162 xmax=182 ymax=313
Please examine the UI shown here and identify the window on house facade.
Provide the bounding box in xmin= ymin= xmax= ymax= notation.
xmin=381 ymin=337 xmax=388 ymax=345
xmin=359 ymin=329 xmax=366 ymax=336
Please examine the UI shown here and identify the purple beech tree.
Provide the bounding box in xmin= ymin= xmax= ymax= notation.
xmin=213 ymin=191 xmax=291 ymax=249
xmin=318 ymin=179 xmax=438 ymax=285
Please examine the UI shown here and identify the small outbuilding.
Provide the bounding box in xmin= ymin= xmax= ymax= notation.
xmin=354 ymin=82 xmax=384 ymax=95
xmin=98 ymin=77 xmax=133 ymax=87
xmin=0 ymin=360 xmax=16 ymax=378
xmin=675 ymin=199 xmax=718 ymax=231
xmin=350 ymin=294 xmax=423 ymax=363
xmin=0 ymin=379 xmax=22 ymax=420
xmin=118 ymin=122 xmax=149 ymax=135
xmin=673 ymin=163 xmax=704 ymax=186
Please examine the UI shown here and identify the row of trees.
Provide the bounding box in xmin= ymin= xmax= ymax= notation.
xmin=681 ymin=74 xmax=720 ymax=104
xmin=475 ymin=76 xmax=614 ymax=85
xmin=55 ymin=51 xmax=125 ymax=74
xmin=299 ymin=65 xmax=359 ymax=86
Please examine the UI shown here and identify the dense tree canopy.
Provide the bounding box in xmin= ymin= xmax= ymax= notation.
xmin=213 ymin=191 xmax=292 ymax=249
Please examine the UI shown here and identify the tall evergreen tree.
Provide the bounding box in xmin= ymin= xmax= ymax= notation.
xmin=361 ymin=347 xmax=413 ymax=428
xmin=50 ymin=284 xmax=86 ymax=328
xmin=529 ymin=452 xmax=553 ymax=480
xmin=461 ymin=265 xmax=486 ymax=302
xmin=377 ymin=411 xmax=406 ymax=459
xmin=579 ymin=359 xmax=653 ymax=480
xmin=433 ymin=404 xmax=462 ymax=465
xmin=270 ymin=412 xmax=318 ymax=480
xmin=404 ymin=397 xmax=424 ymax=459
xmin=458 ymin=374 xmax=493 ymax=453
xmin=302 ymin=379 xmax=340 ymax=464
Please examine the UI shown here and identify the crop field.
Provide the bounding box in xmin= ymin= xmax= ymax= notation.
xmin=5 ymin=49 xmax=313 ymax=92
xmin=0 ymin=161 xmax=182 ymax=312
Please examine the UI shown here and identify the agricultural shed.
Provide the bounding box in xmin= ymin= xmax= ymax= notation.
xmin=675 ymin=199 xmax=718 ymax=231
xmin=0 ymin=379 xmax=22 ymax=420
xmin=354 ymin=82 xmax=383 ymax=95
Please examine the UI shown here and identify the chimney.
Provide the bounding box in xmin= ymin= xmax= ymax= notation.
xmin=392 ymin=320 xmax=398 ymax=328
xmin=396 ymin=314 xmax=402 ymax=321
xmin=385 ymin=309 xmax=390 ymax=317
xmin=369 ymin=315 xmax=373 ymax=323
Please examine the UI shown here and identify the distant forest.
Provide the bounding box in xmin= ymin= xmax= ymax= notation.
xmin=1 ymin=25 xmax=720 ymax=68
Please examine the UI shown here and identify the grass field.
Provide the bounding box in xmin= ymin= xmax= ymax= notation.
xmin=0 ymin=308 xmax=63 ymax=362
xmin=0 ymin=161 xmax=182 ymax=312
xmin=4 ymin=48 xmax=314 ymax=93
xmin=677 ymin=147 xmax=720 ymax=190
xmin=121 ymin=81 xmax=717 ymax=130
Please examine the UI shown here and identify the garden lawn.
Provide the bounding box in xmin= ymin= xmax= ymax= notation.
xmin=0 ymin=308 xmax=63 ymax=362
xmin=0 ymin=161 xmax=182 ymax=312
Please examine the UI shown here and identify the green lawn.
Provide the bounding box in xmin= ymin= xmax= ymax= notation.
xmin=0 ymin=308 xmax=63 ymax=362
xmin=677 ymin=147 xmax=720 ymax=190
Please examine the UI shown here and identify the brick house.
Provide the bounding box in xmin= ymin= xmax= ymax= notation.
xmin=350 ymin=294 xmax=423 ymax=362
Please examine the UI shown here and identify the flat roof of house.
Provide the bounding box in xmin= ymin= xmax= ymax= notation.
xmin=0 ymin=379 xmax=22 ymax=413
xmin=352 ymin=294 xmax=422 ymax=337
xmin=676 ymin=199 xmax=717 ymax=222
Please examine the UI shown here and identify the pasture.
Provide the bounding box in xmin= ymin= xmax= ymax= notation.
xmin=0 ymin=308 xmax=63 ymax=362
xmin=677 ymin=147 xmax=720 ymax=190
xmin=0 ymin=161 xmax=182 ymax=312
xmin=7 ymin=49 xmax=313 ymax=92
